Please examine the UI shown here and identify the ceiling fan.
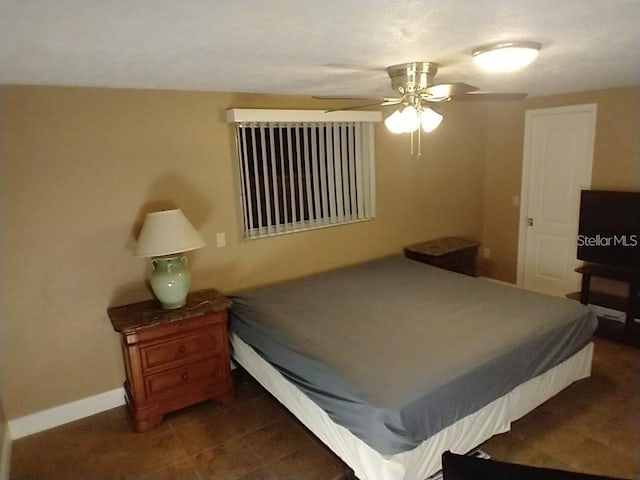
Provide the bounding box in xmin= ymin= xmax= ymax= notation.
xmin=318 ymin=61 xmax=527 ymax=156
xmin=321 ymin=61 xmax=526 ymax=112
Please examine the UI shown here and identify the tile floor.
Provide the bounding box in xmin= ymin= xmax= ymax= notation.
xmin=482 ymin=337 xmax=639 ymax=479
xmin=10 ymin=337 xmax=639 ymax=480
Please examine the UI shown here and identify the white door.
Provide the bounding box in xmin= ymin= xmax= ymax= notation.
xmin=517 ymin=104 xmax=597 ymax=296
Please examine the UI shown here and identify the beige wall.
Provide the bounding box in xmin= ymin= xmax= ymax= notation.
xmin=6 ymin=83 xmax=634 ymax=421
xmin=481 ymin=87 xmax=640 ymax=282
xmin=0 ymin=86 xmax=485 ymax=419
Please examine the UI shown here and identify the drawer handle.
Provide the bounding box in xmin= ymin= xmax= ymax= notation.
xmin=181 ymin=372 xmax=189 ymax=381
xmin=178 ymin=323 xmax=184 ymax=330
xmin=178 ymin=345 xmax=186 ymax=354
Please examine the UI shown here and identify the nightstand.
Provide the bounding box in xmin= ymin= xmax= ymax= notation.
xmin=404 ymin=237 xmax=481 ymax=276
xmin=108 ymin=288 xmax=234 ymax=432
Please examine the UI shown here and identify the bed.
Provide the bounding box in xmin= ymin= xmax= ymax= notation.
xmin=229 ymin=256 xmax=597 ymax=480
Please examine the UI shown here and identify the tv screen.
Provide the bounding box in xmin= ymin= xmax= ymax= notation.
xmin=577 ymin=190 xmax=640 ymax=269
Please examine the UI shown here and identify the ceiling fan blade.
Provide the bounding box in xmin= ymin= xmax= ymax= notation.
xmin=423 ymin=83 xmax=479 ymax=101
xmin=455 ymin=92 xmax=528 ymax=102
xmin=324 ymin=100 xmax=400 ymax=113
xmin=314 ymin=96 xmax=401 ymax=103
xmin=313 ymin=96 xmax=378 ymax=100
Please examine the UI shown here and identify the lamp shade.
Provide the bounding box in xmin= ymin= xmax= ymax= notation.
xmin=420 ymin=108 xmax=443 ymax=133
xmin=400 ymin=106 xmax=420 ymax=133
xmin=134 ymin=209 xmax=205 ymax=257
xmin=384 ymin=110 xmax=405 ymax=134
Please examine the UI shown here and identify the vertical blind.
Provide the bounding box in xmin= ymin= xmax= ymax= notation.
xmin=227 ymin=109 xmax=380 ymax=239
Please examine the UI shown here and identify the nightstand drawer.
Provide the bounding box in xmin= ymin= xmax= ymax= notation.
xmin=140 ymin=326 xmax=224 ymax=372
xmin=131 ymin=311 xmax=227 ymax=344
xmin=144 ymin=357 xmax=224 ymax=401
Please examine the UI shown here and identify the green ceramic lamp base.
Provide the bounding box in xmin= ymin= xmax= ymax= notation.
xmin=149 ymin=255 xmax=191 ymax=309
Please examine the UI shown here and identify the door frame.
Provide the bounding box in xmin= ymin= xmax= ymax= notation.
xmin=516 ymin=103 xmax=597 ymax=288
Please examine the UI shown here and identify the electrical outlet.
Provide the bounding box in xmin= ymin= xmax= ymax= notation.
xmin=216 ymin=232 xmax=226 ymax=248
xmin=483 ymin=248 xmax=491 ymax=259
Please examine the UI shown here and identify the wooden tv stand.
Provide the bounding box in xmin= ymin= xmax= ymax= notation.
xmin=572 ymin=263 xmax=640 ymax=332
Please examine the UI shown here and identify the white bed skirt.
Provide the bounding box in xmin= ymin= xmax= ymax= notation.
xmin=230 ymin=333 xmax=593 ymax=480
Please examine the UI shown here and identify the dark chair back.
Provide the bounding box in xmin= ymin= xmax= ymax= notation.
xmin=442 ymin=451 xmax=626 ymax=480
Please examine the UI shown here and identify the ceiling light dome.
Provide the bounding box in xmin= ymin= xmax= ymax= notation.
xmin=472 ymin=41 xmax=541 ymax=73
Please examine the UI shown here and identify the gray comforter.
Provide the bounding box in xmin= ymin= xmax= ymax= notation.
xmin=229 ymin=256 xmax=596 ymax=455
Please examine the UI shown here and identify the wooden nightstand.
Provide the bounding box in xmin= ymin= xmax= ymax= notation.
xmin=404 ymin=237 xmax=481 ymax=276
xmin=108 ymin=288 xmax=234 ymax=432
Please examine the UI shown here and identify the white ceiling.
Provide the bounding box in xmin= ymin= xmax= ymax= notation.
xmin=1 ymin=0 xmax=639 ymax=99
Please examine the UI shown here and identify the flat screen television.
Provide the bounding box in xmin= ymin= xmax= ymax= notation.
xmin=577 ymin=189 xmax=640 ymax=270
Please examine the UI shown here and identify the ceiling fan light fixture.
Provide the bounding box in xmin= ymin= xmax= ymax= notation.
xmin=385 ymin=106 xmax=421 ymax=134
xmin=472 ymin=41 xmax=541 ymax=73
xmin=420 ymin=108 xmax=443 ymax=133
xmin=400 ymin=106 xmax=420 ymax=133
xmin=384 ymin=110 xmax=405 ymax=134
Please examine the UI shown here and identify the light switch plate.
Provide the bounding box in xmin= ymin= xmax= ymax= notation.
xmin=216 ymin=232 xmax=226 ymax=248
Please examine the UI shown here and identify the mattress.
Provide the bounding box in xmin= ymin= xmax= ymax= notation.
xmin=229 ymin=256 xmax=596 ymax=455
xmin=230 ymin=333 xmax=593 ymax=480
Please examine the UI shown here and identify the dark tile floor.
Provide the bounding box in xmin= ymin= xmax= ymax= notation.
xmin=482 ymin=337 xmax=639 ymax=479
xmin=10 ymin=338 xmax=639 ymax=480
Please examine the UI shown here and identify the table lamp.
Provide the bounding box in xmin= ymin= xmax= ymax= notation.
xmin=134 ymin=209 xmax=206 ymax=309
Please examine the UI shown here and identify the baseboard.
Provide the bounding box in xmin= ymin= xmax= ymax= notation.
xmin=0 ymin=425 xmax=10 ymax=480
xmin=8 ymin=387 xmax=125 ymax=440
xmin=480 ymin=276 xmax=519 ymax=287
xmin=590 ymin=304 xmax=639 ymax=323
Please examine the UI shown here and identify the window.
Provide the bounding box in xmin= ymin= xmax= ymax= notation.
xmin=227 ymin=109 xmax=381 ymax=239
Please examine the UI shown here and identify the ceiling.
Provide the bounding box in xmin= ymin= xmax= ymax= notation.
xmin=1 ymin=0 xmax=639 ymax=99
